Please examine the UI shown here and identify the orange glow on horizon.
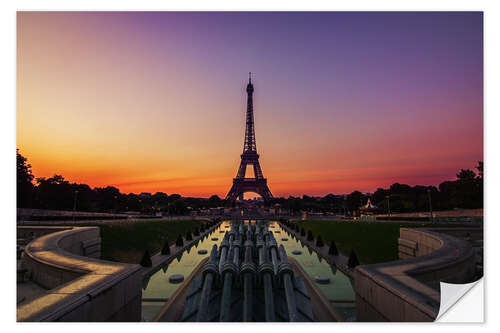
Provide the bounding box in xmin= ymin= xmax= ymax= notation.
xmin=17 ymin=12 xmax=483 ymax=198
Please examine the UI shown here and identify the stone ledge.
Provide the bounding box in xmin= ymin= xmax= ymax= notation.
xmin=355 ymin=227 xmax=477 ymax=322
xmin=398 ymin=238 xmax=417 ymax=250
xmin=17 ymin=226 xmax=142 ymax=322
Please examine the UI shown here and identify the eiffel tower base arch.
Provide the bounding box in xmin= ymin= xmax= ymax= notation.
xmin=226 ymin=178 xmax=273 ymax=205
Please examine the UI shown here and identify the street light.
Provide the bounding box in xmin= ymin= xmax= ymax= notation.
xmin=386 ymin=195 xmax=391 ymax=216
xmin=427 ymin=188 xmax=434 ymax=223
xmin=343 ymin=195 xmax=347 ymax=217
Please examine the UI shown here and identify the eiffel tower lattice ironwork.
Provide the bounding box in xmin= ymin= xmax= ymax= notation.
xmin=225 ymin=73 xmax=273 ymax=204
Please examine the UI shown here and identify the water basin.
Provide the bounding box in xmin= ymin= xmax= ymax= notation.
xmin=141 ymin=221 xmax=229 ymax=321
xmin=141 ymin=220 xmax=355 ymax=321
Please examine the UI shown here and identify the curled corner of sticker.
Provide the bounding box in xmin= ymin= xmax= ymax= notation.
xmin=436 ymin=278 xmax=484 ymax=322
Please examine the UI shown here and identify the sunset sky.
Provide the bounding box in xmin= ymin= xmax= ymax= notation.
xmin=16 ymin=12 xmax=483 ymax=198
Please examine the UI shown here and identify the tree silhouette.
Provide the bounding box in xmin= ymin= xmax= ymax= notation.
xmin=316 ymin=235 xmax=324 ymax=247
xmin=457 ymin=169 xmax=476 ymax=181
xmin=161 ymin=238 xmax=171 ymax=255
xmin=208 ymin=195 xmax=223 ymax=208
xmin=328 ymin=240 xmax=339 ymax=256
xmin=140 ymin=250 xmax=152 ymax=267
xmin=348 ymin=250 xmax=360 ymax=268
xmin=175 ymin=234 xmax=184 ymax=247
xmin=168 ymin=199 xmax=188 ymax=215
xmin=476 ymin=161 xmax=483 ymax=180
xmin=17 ymin=149 xmax=35 ymax=208
xmin=15 ymin=150 xmax=484 ymax=214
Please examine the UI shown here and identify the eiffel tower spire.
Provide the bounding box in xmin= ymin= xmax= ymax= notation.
xmin=225 ymin=75 xmax=273 ymax=204
xmin=243 ymin=72 xmax=257 ymax=153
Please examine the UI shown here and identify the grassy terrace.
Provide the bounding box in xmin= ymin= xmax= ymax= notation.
xmin=33 ymin=218 xmax=473 ymax=265
xmin=79 ymin=219 xmax=208 ymax=264
xmin=293 ymin=220 xmax=471 ymax=264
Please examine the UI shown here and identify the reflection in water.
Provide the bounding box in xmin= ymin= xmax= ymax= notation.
xmin=140 ymin=220 xmax=356 ymax=321
xmin=270 ymin=221 xmax=356 ymax=321
xmin=141 ymin=221 xmax=230 ymax=321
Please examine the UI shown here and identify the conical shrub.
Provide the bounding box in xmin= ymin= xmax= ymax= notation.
xmin=300 ymin=228 xmax=306 ymax=236
xmin=193 ymin=227 xmax=200 ymax=236
xmin=176 ymin=234 xmax=184 ymax=247
xmin=140 ymin=250 xmax=152 ymax=267
xmin=161 ymin=238 xmax=170 ymax=255
xmin=186 ymin=230 xmax=193 ymax=241
xmin=316 ymin=235 xmax=324 ymax=247
xmin=307 ymin=230 xmax=314 ymax=241
xmin=348 ymin=250 xmax=360 ymax=268
xmin=328 ymin=240 xmax=339 ymax=256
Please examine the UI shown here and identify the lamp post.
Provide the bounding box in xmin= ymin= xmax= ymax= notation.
xmin=427 ymin=188 xmax=434 ymax=223
xmin=73 ymin=190 xmax=79 ymax=222
xmin=386 ymin=195 xmax=391 ymax=216
xmin=343 ymin=195 xmax=347 ymax=217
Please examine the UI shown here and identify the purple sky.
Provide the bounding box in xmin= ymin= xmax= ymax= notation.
xmin=17 ymin=12 xmax=483 ymax=196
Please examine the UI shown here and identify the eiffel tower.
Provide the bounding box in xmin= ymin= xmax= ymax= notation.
xmin=225 ymin=73 xmax=273 ymax=204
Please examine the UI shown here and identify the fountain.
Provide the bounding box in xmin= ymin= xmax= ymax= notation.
xmin=143 ymin=221 xmax=355 ymax=322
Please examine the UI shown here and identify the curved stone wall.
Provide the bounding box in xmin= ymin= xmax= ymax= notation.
xmin=355 ymin=227 xmax=478 ymax=322
xmin=17 ymin=226 xmax=142 ymax=322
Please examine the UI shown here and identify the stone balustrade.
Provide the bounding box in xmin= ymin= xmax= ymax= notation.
xmin=355 ymin=227 xmax=478 ymax=322
xmin=17 ymin=226 xmax=142 ymax=322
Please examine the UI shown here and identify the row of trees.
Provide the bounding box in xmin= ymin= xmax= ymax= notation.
xmin=270 ymin=162 xmax=482 ymax=214
xmin=17 ymin=150 xmax=225 ymax=214
xmin=370 ymin=166 xmax=483 ymax=213
xmin=17 ymin=150 xmax=483 ymax=214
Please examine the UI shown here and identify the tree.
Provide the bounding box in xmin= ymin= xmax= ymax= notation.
xmin=346 ymin=190 xmax=367 ymax=213
xmin=457 ymin=169 xmax=476 ymax=181
xmin=454 ymin=168 xmax=482 ymax=209
xmin=17 ymin=149 xmax=35 ymax=208
xmin=94 ymin=186 xmax=121 ymax=211
xmin=139 ymin=250 xmax=152 ymax=267
xmin=35 ymin=174 xmax=74 ymax=210
xmin=288 ymin=196 xmax=302 ymax=214
xmin=207 ymin=195 xmax=222 ymax=208
xmin=475 ymin=161 xmax=484 ymax=208
xmin=476 ymin=161 xmax=483 ymax=180
xmin=348 ymin=250 xmax=360 ymax=268
xmin=168 ymin=194 xmax=182 ymax=202
xmin=328 ymin=240 xmax=339 ymax=256
xmin=168 ymin=199 xmax=188 ymax=215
